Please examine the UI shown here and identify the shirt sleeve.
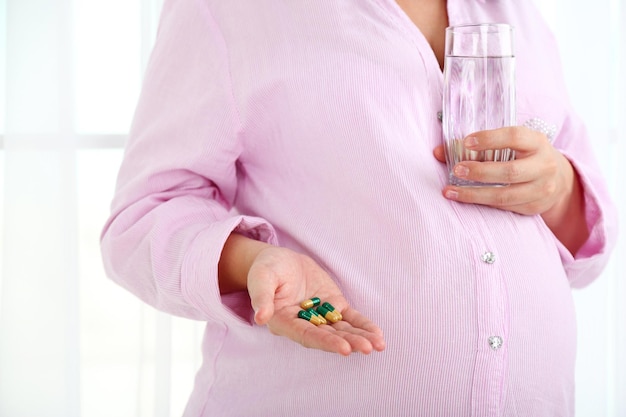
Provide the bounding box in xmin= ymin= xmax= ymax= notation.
xmin=100 ymin=0 xmax=277 ymax=324
xmin=519 ymin=4 xmax=619 ymax=288
xmin=552 ymin=111 xmax=618 ymax=288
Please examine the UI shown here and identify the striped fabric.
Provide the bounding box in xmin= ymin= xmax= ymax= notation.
xmin=101 ymin=0 xmax=617 ymax=415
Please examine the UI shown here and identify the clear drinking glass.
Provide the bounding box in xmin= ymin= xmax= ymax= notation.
xmin=442 ymin=23 xmax=516 ymax=186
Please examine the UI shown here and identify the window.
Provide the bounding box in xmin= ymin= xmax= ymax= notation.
xmin=1 ymin=1 xmax=624 ymax=416
xmin=0 ymin=1 xmax=202 ymax=416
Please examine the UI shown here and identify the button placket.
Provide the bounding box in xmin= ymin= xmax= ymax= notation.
xmin=468 ymin=230 xmax=508 ymax=413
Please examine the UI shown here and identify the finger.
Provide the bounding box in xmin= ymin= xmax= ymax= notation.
xmin=451 ymin=157 xmax=543 ymax=186
xmin=253 ymin=305 xmax=274 ymax=326
xmin=324 ymin=307 xmax=385 ymax=353
xmin=466 ymin=126 xmax=546 ymax=154
xmin=248 ymin=275 xmax=277 ymax=326
xmin=433 ymin=144 xmax=446 ymax=162
xmin=331 ymin=320 xmax=386 ymax=353
xmin=340 ymin=308 xmax=384 ymax=335
xmin=273 ymin=315 xmax=353 ymax=355
xmin=270 ymin=305 xmax=385 ymax=356
xmin=443 ymin=183 xmax=544 ymax=212
xmin=300 ymin=325 xmax=353 ymax=356
xmin=266 ymin=304 xmax=353 ymax=355
xmin=330 ymin=329 xmax=376 ymax=354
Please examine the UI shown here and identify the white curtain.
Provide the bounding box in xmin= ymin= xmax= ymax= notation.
xmin=0 ymin=0 xmax=623 ymax=416
xmin=1 ymin=0 xmax=202 ymax=416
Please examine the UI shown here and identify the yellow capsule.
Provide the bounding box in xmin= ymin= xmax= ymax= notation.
xmin=300 ymin=297 xmax=321 ymax=310
xmin=308 ymin=308 xmax=327 ymax=325
xmin=298 ymin=309 xmax=324 ymax=325
xmin=316 ymin=306 xmax=342 ymax=323
xmin=321 ymin=303 xmax=343 ymax=321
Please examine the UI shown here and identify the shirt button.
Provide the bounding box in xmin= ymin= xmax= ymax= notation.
xmin=488 ymin=336 xmax=503 ymax=350
xmin=437 ymin=111 xmax=443 ymax=122
xmin=481 ymin=251 xmax=496 ymax=264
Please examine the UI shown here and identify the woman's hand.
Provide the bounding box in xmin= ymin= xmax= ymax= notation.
xmin=433 ymin=126 xmax=589 ymax=254
xmin=434 ymin=126 xmax=572 ymax=215
xmin=219 ymin=234 xmax=386 ymax=356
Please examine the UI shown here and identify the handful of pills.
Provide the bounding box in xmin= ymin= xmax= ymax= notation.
xmin=297 ymin=297 xmax=343 ymax=325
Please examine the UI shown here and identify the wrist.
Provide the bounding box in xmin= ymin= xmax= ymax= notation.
xmin=218 ymin=233 xmax=273 ymax=294
xmin=541 ymin=156 xmax=589 ymax=255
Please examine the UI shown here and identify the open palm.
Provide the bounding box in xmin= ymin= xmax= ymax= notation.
xmin=247 ymin=246 xmax=386 ymax=356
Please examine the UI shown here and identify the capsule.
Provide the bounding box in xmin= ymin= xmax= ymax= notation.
xmin=308 ymin=308 xmax=327 ymax=325
xmin=300 ymin=297 xmax=321 ymax=310
xmin=316 ymin=305 xmax=342 ymax=323
xmin=321 ymin=302 xmax=343 ymax=321
xmin=298 ymin=309 xmax=324 ymax=325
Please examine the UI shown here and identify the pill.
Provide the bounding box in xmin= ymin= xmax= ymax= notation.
xmin=298 ymin=309 xmax=324 ymax=325
xmin=308 ymin=308 xmax=327 ymax=325
xmin=300 ymin=297 xmax=321 ymax=310
xmin=321 ymin=302 xmax=343 ymax=321
xmin=316 ymin=306 xmax=342 ymax=323
xmin=321 ymin=301 xmax=336 ymax=311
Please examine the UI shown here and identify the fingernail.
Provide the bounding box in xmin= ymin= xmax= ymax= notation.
xmin=464 ymin=136 xmax=478 ymax=147
xmin=444 ymin=189 xmax=459 ymax=200
xmin=454 ymin=165 xmax=469 ymax=178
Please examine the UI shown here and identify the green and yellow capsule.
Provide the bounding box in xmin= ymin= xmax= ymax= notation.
xmin=308 ymin=308 xmax=327 ymax=325
xmin=300 ymin=297 xmax=321 ymax=310
xmin=321 ymin=302 xmax=343 ymax=321
xmin=316 ymin=305 xmax=342 ymax=324
xmin=298 ymin=309 xmax=323 ymax=326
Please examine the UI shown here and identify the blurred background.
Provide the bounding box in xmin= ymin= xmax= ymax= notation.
xmin=0 ymin=0 xmax=623 ymax=416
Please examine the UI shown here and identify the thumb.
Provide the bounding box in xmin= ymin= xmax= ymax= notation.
xmin=248 ymin=274 xmax=276 ymax=326
xmin=433 ymin=144 xmax=446 ymax=162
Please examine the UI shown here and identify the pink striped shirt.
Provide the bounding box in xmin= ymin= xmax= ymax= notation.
xmin=101 ymin=0 xmax=618 ymax=416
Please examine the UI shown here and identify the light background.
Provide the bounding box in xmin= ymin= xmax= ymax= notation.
xmin=0 ymin=0 xmax=624 ymax=416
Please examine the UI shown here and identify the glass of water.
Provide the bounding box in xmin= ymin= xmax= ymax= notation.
xmin=442 ymin=23 xmax=516 ymax=187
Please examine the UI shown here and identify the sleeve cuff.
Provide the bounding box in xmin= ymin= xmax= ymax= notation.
xmin=180 ymin=215 xmax=278 ymax=324
xmin=555 ymin=152 xmax=618 ymax=288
